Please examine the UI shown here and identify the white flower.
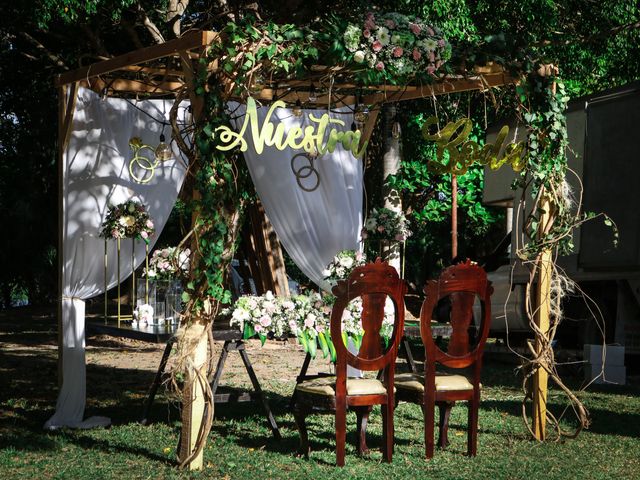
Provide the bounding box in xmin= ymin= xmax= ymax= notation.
xmin=119 ymin=215 xmax=135 ymax=227
xmin=354 ymin=50 xmax=366 ymax=63
xmin=339 ymin=256 xmax=354 ymax=268
xmin=391 ymin=34 xmax=402 ymax=45
xmin=265 ymin=291 xmax=274 ymax=301
xmin=376 ymin=26 xmax=390 ymax=46
xmin=423 ymin=38 xmax=438 ymax=52
xmin=322 ymin=268 xmax=331 ymax=277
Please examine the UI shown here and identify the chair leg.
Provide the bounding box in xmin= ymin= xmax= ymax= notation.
xmin=335 ymin=401 xmax=347 ymax=467
xmin=355 ymin=406 xmax=372 ymax=455
xmin=437 ymin=401 xmax=454 ymax=449
xmin=293 ymin=407 xmax=310 ymax=458
xmin=468 ymin=399 xmax=478 ymax=457
xmin=424 ymin=396 xmax=436 ymax=459
xmin=382 ymin=399 xmax=394 ymax=462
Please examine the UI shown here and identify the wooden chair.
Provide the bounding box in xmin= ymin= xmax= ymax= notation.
xmin=293 ymin=259 xmax=407 ymax=466
xmin=395 ymin=260 xmax=493 ymax=458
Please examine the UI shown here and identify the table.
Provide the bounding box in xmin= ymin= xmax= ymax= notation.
xmin=87 ymin=318 xmax=280 ymax=438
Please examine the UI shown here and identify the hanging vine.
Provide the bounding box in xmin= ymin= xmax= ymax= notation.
xmin=514 ymin=66 xmax=617 ymax=440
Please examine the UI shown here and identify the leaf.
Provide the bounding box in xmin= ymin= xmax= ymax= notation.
xmin=243 ymin=323 xmax=255 ymax=340
xmin=298 ymin=332 xmax=309 ymax=353
xmin=327 ymin=334 xmax=337 ymax=363
xmin=259 ymin=334 xmax=267 ymax=346
xmin=318 ymin=332 xmax=330 ymax=359
xmin=308 ymin=335 xmax=317 ymax=359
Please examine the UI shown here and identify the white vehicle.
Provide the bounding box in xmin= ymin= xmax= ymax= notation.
xmin=482 ymin=81 xmax=640 ymax=351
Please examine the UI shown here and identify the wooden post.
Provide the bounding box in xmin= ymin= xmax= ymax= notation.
xmin=178 ymin=322 xmax=208 ymax=470
xmin=177 ymin=48 xmax=210 ymax=471
xmin=532 ymin=196 xmax=552 ymax=440
xmin=451 ymin=174 xmax=458 ymax=259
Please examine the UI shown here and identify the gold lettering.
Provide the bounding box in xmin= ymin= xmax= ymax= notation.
xmin=422 ymin=116 xmax=527 ymax=174
xmin=211 ymin=98 xmax=367 ymax=159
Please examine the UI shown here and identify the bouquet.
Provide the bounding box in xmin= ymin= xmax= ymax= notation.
xmin=321 ymin=249 xmax=366 ymax=286
xmin=144 ymin=246 xmax=190 ymax=280
xmin=289 ymin=291 xmax=334 ymax=361
xmin=100 ymin=200 xmax=155 ymax=243
xmin=228 ymin=291 xmax=288 ymax=345
xmin=343 ymin=11 xmax=451 ymax=79
xmin=361 ymin=207 xmax=411 ymax=242
xmin=133 ymin=303 xmax=154 ymax=325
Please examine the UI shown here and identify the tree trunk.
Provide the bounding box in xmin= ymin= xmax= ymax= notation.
xmin=382 ymin=104 xmax=402 ymax=273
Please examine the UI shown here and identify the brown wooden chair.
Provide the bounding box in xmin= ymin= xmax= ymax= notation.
xmin=395 ymin=260 xmax=493 ymax=458
xmin=293 ymin=259 xmax=407 ymax=466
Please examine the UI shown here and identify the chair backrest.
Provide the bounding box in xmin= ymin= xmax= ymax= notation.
xmin=420 ymin=260 xmax=493 ymax=370
xmin=330 ymin=259 xmax=407 ymax=374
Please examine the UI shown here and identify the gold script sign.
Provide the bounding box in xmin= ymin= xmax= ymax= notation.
xmin=422 ymin=116 xmax=527 ymax=174
xmin=214 ymin=97 xmax=367 ymax=159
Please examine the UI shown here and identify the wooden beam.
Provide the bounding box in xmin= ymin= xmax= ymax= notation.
xmin=56 ymin=30 xmax=218 ymax=87
xmin=81 ymin=78 xmax=185 ymax=96
xmin=364 ymin=73 xmax=518 ymax=104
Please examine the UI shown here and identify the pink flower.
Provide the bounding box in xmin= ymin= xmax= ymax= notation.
xmin=438 ymin=39 xmax=445 ymax=48
xmin=289 ymin=320 xmax=297 ymax=331
xmin=365 ymin=11 xmax=374 ymax=20
xmin=385 ymin=19 xmax=396 ymax=29
xmin=254 ymin=324 xmax=263 ymax=333
xmin=146 ymin=220 xmax=154 ymax=229
xmin=372 ymin=41 xmax=383 ymax=52
xmin=429 ymin=51 xmax=436 ymax=62
xmin=377 ymin=225 xmax=385 ymax=232
xmin=375 ymin=61 xmax=385 ymax=71
xmin=412 ymin=49 xmax=421 ymax=61
xmin=409 ymin=23 xmax=421 ymax=35
xmin=427 ymin=64 xmax=436 ymax=75
xmin=364 ymin=19 xmax=375 ymax=30
xmin=395 ymin=234 xmax=405 ymax=241
xmin=140 ymin=231 xmax=148 ymax=239
xmin=426 ymin=26 xmax=435 ymax=35
xmin=363 ymin=29 xmax=371 ymax=38
xmin=259 ymin=316 xmax=272 ymax=327
xmin=111 ymin=229 xmax=120 ymax=238
xmin=393 ymin=46 xmax=403 ymax=57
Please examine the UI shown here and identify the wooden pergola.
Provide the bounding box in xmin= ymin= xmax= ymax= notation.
xmin=55 ymin=30 xmax=546 ymax=471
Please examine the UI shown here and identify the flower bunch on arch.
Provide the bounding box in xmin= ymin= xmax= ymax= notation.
xmin=100 ymin=200 xmax=155 ymax=243
xmin=343 ymin=11 xmax=451 ymax=79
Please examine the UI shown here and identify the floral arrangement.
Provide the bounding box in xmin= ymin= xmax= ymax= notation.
xmin=361 ymin=207 xmax=412 ymax=242
xmin=100 ymin=200 xmax=155 ymax=243
xmin=133 ymin=303 xmax=154 ymax=325
xmin=321 ymin=249 xmax=366 ymax=286
xmin=144 ymin=246 xmax=191 ymax=280
xmin=343 ymin=11 xmax=451 ymax=78
xmin=228 ymin=291 xmax=288 ymax=345
xmin=226 ymin=287 xmax=397 ymax=359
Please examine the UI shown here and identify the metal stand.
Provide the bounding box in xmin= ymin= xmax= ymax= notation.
xmin=141 ymin=337 xmax=281 ymax=440
xmin=209 ymin=340 xmax=281 ymax=440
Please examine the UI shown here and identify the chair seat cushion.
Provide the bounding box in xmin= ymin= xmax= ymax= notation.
xmin=395 ymin=373 xmax=476 ymax=392
xmin=295 ymin=377 xmax=387 ymax=396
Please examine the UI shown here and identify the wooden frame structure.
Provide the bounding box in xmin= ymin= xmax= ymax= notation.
xmin=55 ymin=30 xmax=533 ymax=470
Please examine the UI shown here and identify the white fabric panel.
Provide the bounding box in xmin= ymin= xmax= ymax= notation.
xmin=229 ymin=102 xmax=364 ymax=292
xmin=45 ymin=87 xmax=189 ymax=429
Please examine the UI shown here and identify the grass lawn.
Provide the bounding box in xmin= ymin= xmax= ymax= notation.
xmin=1 ymin=310 xmax=640 ymax=479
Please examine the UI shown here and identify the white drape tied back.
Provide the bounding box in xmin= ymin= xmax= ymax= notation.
xmin=228 ymin=101 xmax=364 ymax=292
xmin=46 ymin=87 xmax=189 ymax=429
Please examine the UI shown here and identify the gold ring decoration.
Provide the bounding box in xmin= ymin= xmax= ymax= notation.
xmin=128 ymin=137 xmax=159 ymax=184
xmin=290 ymin=152 xmax=320 ymax=192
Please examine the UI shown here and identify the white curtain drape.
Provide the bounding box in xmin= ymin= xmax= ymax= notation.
xmin=229 ymin=102 xmax=364 ymax=292
xmin=45 ymin=87 xmax=189 ymax=429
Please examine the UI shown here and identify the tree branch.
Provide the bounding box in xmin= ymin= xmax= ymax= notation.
xmin=166 ymin=0 xmax=189 ymax=38
xmin=18 ymin=32 xmax=68 ymax=70
xmin=137 ymin=4 xmax=165 ymax=44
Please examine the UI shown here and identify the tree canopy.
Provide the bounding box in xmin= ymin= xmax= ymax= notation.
xmin=1 ymin=0 xmax=639 ymax=305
